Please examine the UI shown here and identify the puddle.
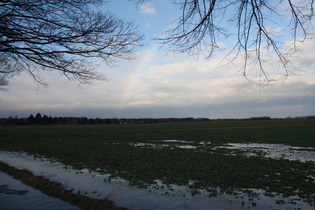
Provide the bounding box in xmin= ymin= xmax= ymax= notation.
xmin=228 ymin=143 xmax=315 ymax=162
xmin=159 ymin=140 xmax=195 ymax=144
xmin=0 ymin=171 xmax=79 ymax=210
xmin=129 ymin=140 xmax=201 ymax=149
xmin=0 ymin=150 xmax=314 ymax=209
xmin=129 ymin=140 xmax=315 ymax=162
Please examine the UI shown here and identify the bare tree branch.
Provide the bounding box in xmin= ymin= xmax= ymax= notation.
xmin=0 ymin=0 xmax=143 ymax=88
xmin=2 ymin=0 xmax=314 ymax=89
xmin=157 ymin=0 xmax=315 ymax=85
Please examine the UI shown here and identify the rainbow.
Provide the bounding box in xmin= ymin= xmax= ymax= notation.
xmin=119 ymin=49 xmax=153 ymax=106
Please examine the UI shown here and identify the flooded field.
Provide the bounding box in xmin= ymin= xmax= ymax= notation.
xmin=129 ymin=140 xmax=315 ymax=162
xmin=1 ymin=145 xmax=314 ymax=209
xmin=0 ymin=120 xmax=314 ymax=209
xmin=227 ymin=143 xmax=315 ymax=162
xmin=0 ymin=171 xmax=79 ymax=210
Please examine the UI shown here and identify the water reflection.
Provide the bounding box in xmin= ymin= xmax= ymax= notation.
xmin=0 ymin=150 xmax=314 ymax=210
xmin=0 ymin=171 xmax=79 ymax=210
xmin=228 ymin=143 xmax=315 ymax=162
xmin=129 ymin=140 xmax=315 ymax=162
xmin=0 ymin=184 xmax=28 ymax=195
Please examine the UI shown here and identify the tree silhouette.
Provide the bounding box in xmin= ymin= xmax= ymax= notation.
xmin=156 ymin=0 xmax=315 ymax=85
xmin=0 ymin=0 xmax=142 ymax=89
xmin=1 ymin=0 xmax=314 ymax=90
xmin=35 ymin=113 xmax=42 ymax=124
xmin=27 ymin=114 xmax=35 ymax=124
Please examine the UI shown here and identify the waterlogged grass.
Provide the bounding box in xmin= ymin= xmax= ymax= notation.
xmin=1 ymin=119 xmax=315 ymax=206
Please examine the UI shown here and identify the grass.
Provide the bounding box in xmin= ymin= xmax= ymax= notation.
xmin=0 ymin=119 xmax=315 ymax=207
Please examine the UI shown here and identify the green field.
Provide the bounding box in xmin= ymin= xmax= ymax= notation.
xmin=1 ymin=119 xmax=315 ymax=206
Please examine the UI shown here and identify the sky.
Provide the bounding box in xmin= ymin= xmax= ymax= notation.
xmin=0 ymin=0 xmax=315 ymax=119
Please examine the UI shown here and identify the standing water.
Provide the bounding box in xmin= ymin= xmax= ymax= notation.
xmin=0 ymin=150 xmax=314 ymax=210
xmin=0 ymin=171 xmax=79 ymax=209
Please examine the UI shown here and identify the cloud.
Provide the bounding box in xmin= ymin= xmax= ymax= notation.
xmin=145 ymin=23 xmax=153 ymax=28
xmin=114 ymin=49 xmax=315 ymax=115
xmin=139 ymin=3 xmax=157 ymax=15
xmin=1 ymin=35 xmax=315 ymax=119
xmin=265 ymin=26 xmax=282 ymax=34
xmin=1 ymin=69 xmax=314 ymax=118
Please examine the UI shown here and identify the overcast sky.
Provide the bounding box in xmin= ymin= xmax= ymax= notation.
xmin=0 ymin=1 xmax=314 ymax=119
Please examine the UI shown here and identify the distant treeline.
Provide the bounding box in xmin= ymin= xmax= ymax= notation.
xmin=1 ymin=113 xmax=315 ymax=126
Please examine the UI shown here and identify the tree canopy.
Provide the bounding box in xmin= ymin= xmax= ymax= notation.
xmin=1 ymin=0 xmax=314 ymax=89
